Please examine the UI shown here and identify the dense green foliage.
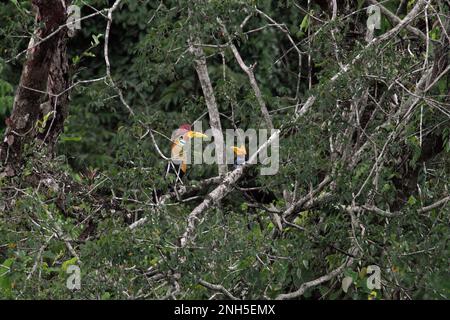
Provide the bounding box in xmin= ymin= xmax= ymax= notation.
xmin=0 ymin=0 xmax=449 ymax=300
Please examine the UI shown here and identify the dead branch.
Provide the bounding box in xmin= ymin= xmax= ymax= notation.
xmin=199 ymin=279 xmax=239 ymax=300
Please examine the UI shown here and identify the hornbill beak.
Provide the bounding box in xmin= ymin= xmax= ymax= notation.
xmin=186 ymin=131 xmax=208 ymax=139
xmin=231 ymin=145 xmax=247 ymax=156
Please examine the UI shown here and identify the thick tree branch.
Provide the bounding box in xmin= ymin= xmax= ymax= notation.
xmin=367 ymin=0 xmax=427 ymax=42
xmin=37 ymin=0 xmax=72 ymax=150
xmin=188 ymin=41 xmax=227 ymax=176
xmin=179 ymin=130 xmax=280 ymax=247
xmin=0 ymin=0 xmax=69 ymax=174
xmin=199 ymin=279 xmax=239 ymax=300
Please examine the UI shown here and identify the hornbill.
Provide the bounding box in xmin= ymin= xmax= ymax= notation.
xmin=231 ymin=145 xmax=246 ymax=167
xmin=165 ymin=123 xmax=207 ymax=182
xmin=231 ymin=144 xmax=277 ymax=204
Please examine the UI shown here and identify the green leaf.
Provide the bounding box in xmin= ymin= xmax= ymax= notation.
xmin=302 ymin=259 xmax=309 ymax=269
xmin=0 ymin=258 xmax=14 ymax=296
xmin=0 ymin=258 xmax=14 ymax=278
xmin=101 ymin=292 xmax=111 ymax=300
xmin=61 ymin=136 xmax=82 ymax=142
xmin=240 ymin=202 xmax=248 ymax=212
xmin=61 ymin=257 xmax=78 ymax=272
xmin=430 ymin=26 xmax=440 ymax=41
xmin=407 ymin=195 xmax=417 ymax=206
xmin=298 ymin=14 xmax=310 ymax=37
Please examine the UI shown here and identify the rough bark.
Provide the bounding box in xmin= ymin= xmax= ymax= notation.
xmin=0 ymin=0 xmax=70 ymax=176
xmin=37 ymin=22 xmax=70 ymax=149
xmin=189 ymin=43 xmax=228 ymax=176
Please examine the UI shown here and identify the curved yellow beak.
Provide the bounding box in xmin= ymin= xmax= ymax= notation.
xmin=231 ymin=145 xmax=247 ymax=156
xmin=186 ymin=131 xmax=208 ymax=139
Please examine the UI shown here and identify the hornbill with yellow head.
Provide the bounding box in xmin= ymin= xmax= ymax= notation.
xmin=230 ymin=144 xmax=277 ymax=204
xmin=166 ymin=123 xmax=207 ymax=182
xmin=231 ymin=145 xmax=247 ymax=167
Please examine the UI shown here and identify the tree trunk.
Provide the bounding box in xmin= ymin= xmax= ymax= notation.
xmin=0 ymin=0 xmax=70 ymax=176
xmin=189 ymin=42 xmax=228 ymax=177
xmin=37 ymin=22 xmax=70 ymax=149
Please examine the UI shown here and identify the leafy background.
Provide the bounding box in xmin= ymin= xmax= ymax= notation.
xmin=0 ymin=0 xmax=449 ymax=299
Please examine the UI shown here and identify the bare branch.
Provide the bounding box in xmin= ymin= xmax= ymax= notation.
xmin=276 ymin=254 xmax=354 ymax=300
xmin=218 ymin=19 xmax=274 ymax=130
xmin=188 ymin=40 xmax=227 ymax=176
xmin=199 ymin=279 xmax=239 ymax=300
xmin=104 ymin=0 xmax=135 ymax=116
xmin=346 ymin=195 xmax=450 ymax=217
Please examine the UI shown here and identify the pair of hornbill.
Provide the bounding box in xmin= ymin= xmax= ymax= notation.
xmin=166 ymin=123 xmax=246 ymax=181
xmin=164 ymin=123 xmax=276 ymax=206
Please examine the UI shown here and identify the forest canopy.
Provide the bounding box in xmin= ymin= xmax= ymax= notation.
xmin=0 ymin=0 xmax=449 ymax=300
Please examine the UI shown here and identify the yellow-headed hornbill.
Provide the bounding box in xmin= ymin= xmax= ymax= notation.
xmin=166 ymin=123 xmax=207 ymax=181
xmin=231 ymin=145 xmax=247 ymax=167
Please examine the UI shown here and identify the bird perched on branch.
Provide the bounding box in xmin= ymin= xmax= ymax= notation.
xmin=231 ymin=144 xmax=277 ymax=204
xmin=231 ymin=145 xmax=247 ymax=168
xmin=166 ymin=123 xmax=207 ymax=182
